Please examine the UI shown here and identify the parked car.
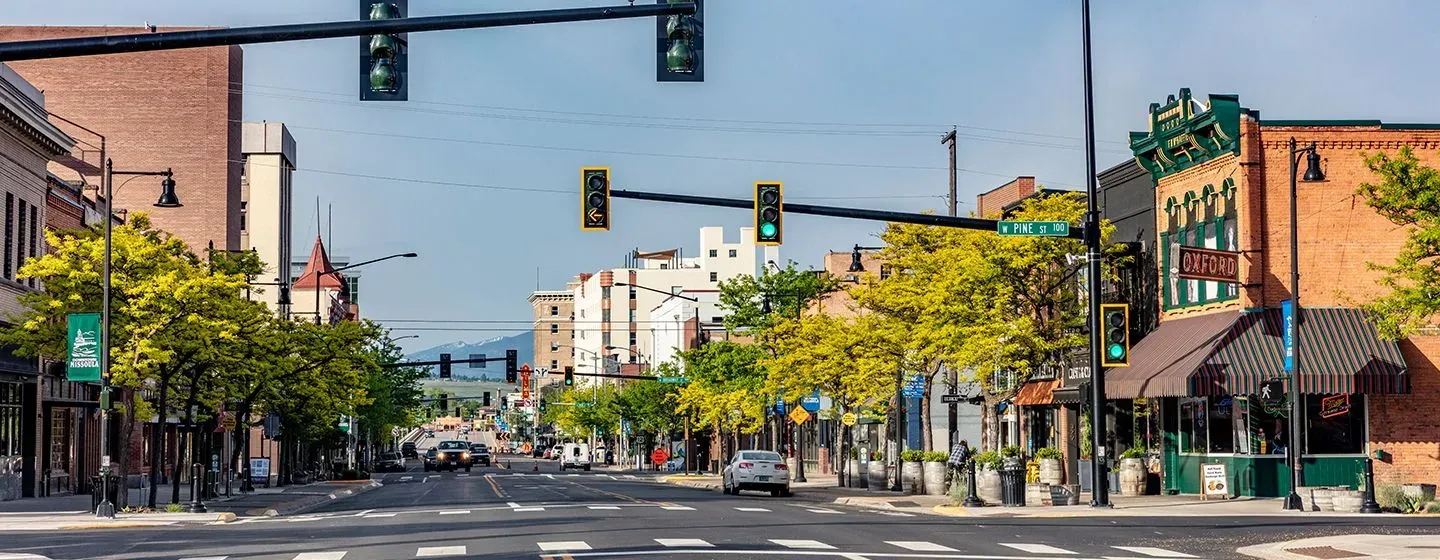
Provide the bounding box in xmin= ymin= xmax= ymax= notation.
xmin=373 ymin=452 xmax=406 ymax=473
xmin=722 ymin=450 xmax=790 ymax=497
xmin=401 ymin=442 xmax=418 ymax=459
xmin=560 ymin=443 xmax=591 ymax=471
xmin=468 ymin=443 xmax=492 ymax=466
xmin=427 ymin=440 xmax=473 ymax=472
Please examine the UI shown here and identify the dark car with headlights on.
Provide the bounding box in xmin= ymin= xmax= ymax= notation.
xmin=373 ymin=452 xmax=406 ymax=473
xmin=425 ymin=440 xmax=472 ymax=472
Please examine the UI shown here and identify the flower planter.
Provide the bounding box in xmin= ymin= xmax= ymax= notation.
xmin=902 ymin=462 xmax=925 ymax=494
xmin=1117 ymin=458 xmax=1147 ymax=496
xmin=846 ymin=460 xmax=863 ymax=488
xmin=1051 ymin=483 xmax=1081 ymax=506
xmin=1402 ymin=484 xmax=1437 ymax=504
xmin=866 ymin=462 xmax=888 ymax=491
xmin=1297 ymin=486 xmax=1323 ymax=511
xmin=1310 ymin=487 xmax=1336 ymax=511
xmin=923 ymin=462 xmax=948 ymax=496
xmin=1038 ymin=458 xmax=1064 ymax=486
xmin=977 ymin=468 xmax=1002 ymax=505
xmin=1331 ymin=489 xmax=1364 ymax=513
xmin=1025 ymin=483 xmax=1051 ymax=506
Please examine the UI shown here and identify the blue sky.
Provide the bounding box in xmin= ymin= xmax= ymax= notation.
xmin=11 ymin=0 xmax=1440 ymax=352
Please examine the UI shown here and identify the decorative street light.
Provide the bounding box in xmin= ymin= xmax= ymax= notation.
xmin=1283 ymin=138 xmax=1325 ymax=511
xmin=96 ymin=159 xmax=182 ymax=518
xmin=309 ymin=252 xmax=418 ymax=325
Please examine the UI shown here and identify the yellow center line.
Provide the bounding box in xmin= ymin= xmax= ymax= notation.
xmin=485 ymin=474 xmax=509 ymax=499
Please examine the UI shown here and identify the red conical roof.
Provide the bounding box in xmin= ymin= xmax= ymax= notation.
xmin=292 ymin=235 xmax=344 ymax=290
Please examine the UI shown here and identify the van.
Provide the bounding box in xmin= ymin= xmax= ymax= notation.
xmin=560 ymin=442 xmax=591 ymax=471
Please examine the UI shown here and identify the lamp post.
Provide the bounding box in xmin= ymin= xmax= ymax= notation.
xmin=1284 ymin=137 xmax=1326 ymax=511
xmin=849 ymin=245 xmax=905 ymax=491
xmin=757 ymin=260 xmax=813 ymax=484
xmin=613 ymin=281 xmax=702 ymax=472
xmin=97 ymin=159 xmax=181 ymax=518
xmin=309 ymin=252 xmax=417 ymax=325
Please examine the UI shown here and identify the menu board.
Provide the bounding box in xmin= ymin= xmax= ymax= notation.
xmin=1201 ymin=463 xmax=1228 ymax=499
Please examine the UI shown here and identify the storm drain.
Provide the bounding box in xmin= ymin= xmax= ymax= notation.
xmin=1283 ymin=546 xmax=1366 ymax=559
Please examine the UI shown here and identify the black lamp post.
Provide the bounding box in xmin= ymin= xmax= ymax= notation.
xmin=309 ymin=252 xmax=417 ymax=325
xmin=848 ymin=245 xmax=907 ymax=491
xmin=97 ymin=159 xmax=181 ymax=517
xmin=1283 ymin=138 xmax=1325 ymax=511
xmin=613 ymin=281 xmax=701 ymax=473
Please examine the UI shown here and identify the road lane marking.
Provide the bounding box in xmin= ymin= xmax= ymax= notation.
xmin=416 ymin=546 xmax=466 ymax=557
xmin=362 ymin=513 xmax=396 ymax=518
xmin=514 ymin=507 xmax=545 ymax=512
xmin=352 ymin=509 xmax=374 ymax=517
xmin=804 ymin=508 xmax=842 ymax=514
xmin=456 ymin=473 xmax=469 ymax=477
xmin=485 ymin=475 xmax=508 ymax=498
xmin=655 ymin=539 xmax=712 ymax=548
xmin=999 ymin=543 xmax=1076 ymax=555
xmin=178 ymin=557 xmax=227 ymax=560
xmin=546 ymin=474 xmax=556 ymax=479
xmin=876 ymin=511 xmax=914 ymax=517
xmin=660 ymin=505 xmax=694 ymax=511
xmin=292 ymin=553 xmax=347 ymax=560
xmin=733 ymin=507 xmax=770 ymax=512
xmin=438 ymin=510 xmax=470 ymax=515
xmin=586 ymin=505 xmax=621 ymax=510
xmin=1111 ymin=546 xmax=1196 ymax=558
xmin=399 ymin=476 xmax=413 ymax=481
xmin=537 ymin=542 xmax=591 ymax=551
xmin=886 ymin=541 xmax=957 ymax=552
xmin=771 ymin=540 xmax=834 ymax=550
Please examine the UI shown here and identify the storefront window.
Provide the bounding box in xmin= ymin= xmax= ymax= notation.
xmin=0 ymin=382 xmax=21 ymax=457
xmin=1207 ymin=397 xmax=1234 ymax=453
xmin=1179 ymin=398 xmax=1205 ymax=454
xmin=1306 ymin=394 xmax=1365 ymax=455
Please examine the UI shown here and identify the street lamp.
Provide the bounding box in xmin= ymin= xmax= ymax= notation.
xmin=97 ymin=159 xmax=181 ymax=518
xmin=310 ymin=252 xmax=418 ymax=325
xmin=1283 ymin=138 xmax=1325 ymax=511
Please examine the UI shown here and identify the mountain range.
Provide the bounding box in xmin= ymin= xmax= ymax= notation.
xmin=404 ymin=333 xmax=534 ymax=380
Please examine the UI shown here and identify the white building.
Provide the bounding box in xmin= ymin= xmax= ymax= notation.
xmin=570 ymin=226 xmax=756 ymax=384
xmin=239 ymin=121 xmax=295 ymax=314
xmin=648 ymin=290 xmax=725 ymax=370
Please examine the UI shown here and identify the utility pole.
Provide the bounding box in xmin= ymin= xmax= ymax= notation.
xmin=1079 ymin=0 xmax=1111 ymax=508
xmin=941 ymin=126 xmax=958 ymax=451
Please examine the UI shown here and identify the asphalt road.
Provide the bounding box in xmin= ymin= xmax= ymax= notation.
xmin=1 ymin=433 xmax=1436 ymax=560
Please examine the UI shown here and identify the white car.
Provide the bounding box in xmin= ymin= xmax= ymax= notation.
xmin=560 ymin=443 xmax=591 ymax=471
xmin=722 ymin=450 xmax=790 ymax=497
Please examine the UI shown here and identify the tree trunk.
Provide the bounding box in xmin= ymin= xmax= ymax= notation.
xmin=147 ymin=376 xmax=169 ymax=509
xmin=172 ymin=378 xmax=199 ymax=505
xmin=921 ymin=373 xmax=934 ymax=452
xmin=116 ymin=390 xmax=137 ymax=510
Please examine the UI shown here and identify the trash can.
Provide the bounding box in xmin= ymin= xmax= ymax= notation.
xmin=999 ymin=459 xmax=1025 ymax=506
xmin=89 ymin=474 xmax=122 ymax=512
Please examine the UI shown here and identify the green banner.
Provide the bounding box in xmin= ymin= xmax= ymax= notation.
xmin=66 ymin=312 xmax=102 ymax=383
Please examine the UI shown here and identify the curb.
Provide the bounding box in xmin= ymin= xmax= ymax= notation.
xmin=56 ymin=522 xmax=170 ymax=530
xmin=246 ymin=481 xmax=383 ymax=517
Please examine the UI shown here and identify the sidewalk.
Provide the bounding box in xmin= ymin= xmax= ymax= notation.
xmin=0 ymin=479 xmax=381 ymax=529
xmin=203 ymin=480 xmax=382 ymax=517
xmin=1238 ymin=535 xmax=1440 ymax=559
xmin=661 ymin=474 xmax=1415 ymax=518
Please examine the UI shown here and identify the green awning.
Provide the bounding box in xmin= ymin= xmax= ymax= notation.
xmin=1194 ymin=307 xmax=1407 ymax=396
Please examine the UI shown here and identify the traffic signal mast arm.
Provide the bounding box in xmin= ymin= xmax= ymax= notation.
xmin=383 ymin=356 xmax=506 ymax=368
xmin=0 ymin=3 xmax=696 ymax=61
xmin=610 ymin=188 xmax=1088 ymax=240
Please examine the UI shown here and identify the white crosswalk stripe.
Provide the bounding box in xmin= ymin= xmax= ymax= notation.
xmin=177 ymin=557 xmax=227 ymax=560
xmin=887 ymin=541 xmax=957 ymax=552
xmin=513 ymin=507 xmax=545 ymax=512
xmin=293 ymin=553 xmax=347 ymax=560
xmin=537 ymin=541 xmax=591 ymax=551
xmin=362 ymin=513 xmax=396 ymax=518
xmin=876 ymin=511 xmax=915 ymax=517
xmin=660 ymin=505 xmax=695 ymax=511
xmin=771 ymin=540 xmax=835 ymax=550
xmin=655 ymin=538 xmax=713 ymax=548
xmin=416 ymin=546 xmax=466 ymax=557
xmin=587 ymin=505 xmax=621 ymax=510
xmin=1111 ymin=546 xmax=1197 ymax=558
xmin=733 ymin=507 xmax=770 ymax=512
xmin=437 ymin=510 xmax=469 ymax=515
xmin=999 ymin=543 xmax=1076 ymax=555
xmin=804 ymin=507 xmax=842 ymax=514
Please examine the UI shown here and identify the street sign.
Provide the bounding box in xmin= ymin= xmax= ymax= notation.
xmin=658 ymin=376 xmax=689 ymax=384
xmin=997 ymin=220 xmax=1070 ymax=237
xmin=1281 ymin=299 xmax=1294 ymax=372
xmin=1177 ymin=246 xmax=1240 ymax=283
xmin=941 ymin=394 xmax=966 ymax=404
xmin=651 ymin=448 xmax=670 ymax=465
xmin=521 ymin=363 xmax=533 ymax=399
xmin=788 ymin=407 xmax=810 ymax=425
xmin=801 ymin=391 xmax=821 ymax=412
xmin=902 ymin=374 xmax=924 ymax=399
xmin=841 ymin=412 xmax=857 ymax=426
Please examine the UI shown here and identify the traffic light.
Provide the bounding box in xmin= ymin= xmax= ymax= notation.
xmin=656 ymin=0 xmax=703 ymax=82
xmin=439 ymin=353 xmax=452 ymax=379
xmin=564 ymin=366 xmax=574 ymax=387
xmin=360 ymin=0 xmax=407 ymax=101
xmin=505 ymin=349 xmax=518 ymax=383
xmin=539 ymin=400 xmax=547 ymax=413
xmin=483 ymin=392 xmax=491 ymax=407
xmin=1100 ymin=303 xmax=1131 ymax=367
xmin=439 ymin=393 xmax=449 ymax=412
xmin=500 ymin=395 xmax=508 ymax=410
xmin=581 ymin=168 xmax=610 ymax=231
xmin=754 ymin=182 xmax=783 ymax=245
xmin=455 ymin=407 xmax=461 ymax=417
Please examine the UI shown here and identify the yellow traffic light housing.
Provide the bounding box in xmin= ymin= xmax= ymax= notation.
xmin=755 ymin=182 xmax=782 ymax=245
xmin=581 ymin=167 xmax=610 ymax=231
xmin=1100 ymin=303 xmax=1130 ymax=367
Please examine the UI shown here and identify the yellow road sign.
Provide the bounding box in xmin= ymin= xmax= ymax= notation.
xmin=841 ymin=412 xmax=857 ymax=426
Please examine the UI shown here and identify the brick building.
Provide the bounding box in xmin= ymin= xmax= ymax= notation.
xmin=528 ymin=289 xmax=575 ymax=384
xmin=1106 ymin=88 xmax=1440 ymax=497
xmin=0 ymin=26 xmax=243 ymax=253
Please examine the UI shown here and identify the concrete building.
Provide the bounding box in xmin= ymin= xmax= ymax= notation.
xmin=569 ymin=226 xmax=756 ymax=383
xmin=528 ymin=289 xmax=574 ymax=379
xmin=240 ymin=122 xmax=296 ymax=314
xmin=648 ymin=289 xmax=724 ymax=369
xmin=0 ymin=26 xmax=243 ymax=253
xmin=0 ymin=63 xmax=75 ymax=501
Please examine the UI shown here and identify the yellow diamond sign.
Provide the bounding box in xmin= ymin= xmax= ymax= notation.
xmin=789 ymin=407 xmax=810 ymax=425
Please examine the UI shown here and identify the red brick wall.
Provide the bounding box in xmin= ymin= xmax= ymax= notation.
xmin=45 ymin=177 xmax=84 ymax=233
xmin=0 ymin=26 xmax=243 ymax=252
xmin=976 ymin=177 xmax=1036 ymax=218
xmin=1369 ymin=336 xmax=1440 ymax=485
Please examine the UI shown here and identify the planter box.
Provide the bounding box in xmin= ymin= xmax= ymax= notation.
xmin=902 ymin=462 xmax=925 ymax=495
xmin=977 ymin=469 xmax=1002 ymax=505
xmin=1050 ymin=483 xmax=1080 ymax=506
xmin=1117 ymin=458 xmax=1146 ymax=496
xmin=1038 ymin=458 xmax=1063 ymax=486
xmin=1025 ymin=483 xmax=1051 ymax=506
xmin=1332 ymin=490 xmax=1364 ymax=513
xmin=923 ymin=462 xmax=948 ymax=496
xmin=866 ymin=463 xmax=888 ymax=491
xmin=845 ymin=460 xmax=862 ymax=488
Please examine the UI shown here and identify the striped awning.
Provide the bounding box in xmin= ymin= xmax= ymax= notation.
xmin=1106 ymin=311 xmax=1239 ymax=399
xmin=1193 ymin=307 xmax=1407 ymax=396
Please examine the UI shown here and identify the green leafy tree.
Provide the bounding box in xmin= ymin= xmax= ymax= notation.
xmin=355 ymin=335 xmax=427 ymax=448
xmin=1357 ymin=147 xmax=1440 ymax=339
xmin=674 ymin=341 xmax=767 ymax=456
xmin=718 ymin=261 xmax=841 ymax=332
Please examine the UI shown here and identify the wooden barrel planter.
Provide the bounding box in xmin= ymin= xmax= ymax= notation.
xmin=923 ymin=462 xmax=948 ymax=496
xmin=1038 ymin=459 xmax=1064 ymax=486
xmin=1332 ymin=489 xmax=1364 ymax=512
xmin=1311 ymin=487 xmax=1336 ymax=511
xmin=977 ymin=468 xmax=1002 ymax=504
xmin=1117 ymin=458 xmax=1147 ymax=496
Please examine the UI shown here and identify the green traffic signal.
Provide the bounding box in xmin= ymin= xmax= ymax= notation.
xmin=754 ymin=183 xmax=783 ymax=245
xmin=1100 ymin=303 xmax=1130 ymax=367
xmin=1108 ymin=343 xmax=1125 ymax=360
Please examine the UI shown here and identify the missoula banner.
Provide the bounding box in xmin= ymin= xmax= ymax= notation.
xmin=66 ymin=312 xmax=102 ymax=382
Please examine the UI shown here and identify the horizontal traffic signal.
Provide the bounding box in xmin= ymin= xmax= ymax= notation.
xmin=581 ymin=167 xmax=610 ymax=231
xmin=1100 ymin=303 xmax=1130 ymax=368
xmin=755 ymin=182 xmax=782 ymax=245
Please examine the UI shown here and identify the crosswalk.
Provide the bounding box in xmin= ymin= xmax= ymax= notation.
xmin=237 ymin=501 xmax=906 ymax=524
xmin=166 ymin=539 xmax=1202 ymax=559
